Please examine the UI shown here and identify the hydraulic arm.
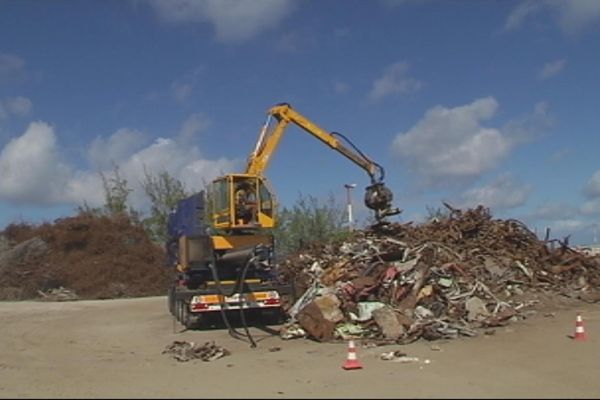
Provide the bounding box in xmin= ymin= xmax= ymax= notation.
xmin=210 ymin=103 xmax=400 ymax=232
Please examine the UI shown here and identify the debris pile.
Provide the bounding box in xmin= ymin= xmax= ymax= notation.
xmin=0 ymin=212 xmax=169 ymax=300
xmin=279 ymin=205 xmax=600 ymax=343
xmin=37 ymin=286 xmax=79 ymax=302
xmin=162 ymin=340 xmax=231 ymax=362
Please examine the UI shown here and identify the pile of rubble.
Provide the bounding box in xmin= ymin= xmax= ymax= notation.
xmin=37 ymin=286 xmax=79 ymax=302
xmin=279 ymin=205 xmax=600 ymax=344
xmin=0 ymin=212 xmax=169 ymax=300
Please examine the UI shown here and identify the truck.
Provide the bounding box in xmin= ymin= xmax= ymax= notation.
xmin=166 ymin=102 xmax=400 ymax=337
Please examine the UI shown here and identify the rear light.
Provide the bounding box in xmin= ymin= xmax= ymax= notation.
xmin=264 ymin=298 xmax=280 ymax=305
xmin=191 ymin=303 xmax=209 ymax=311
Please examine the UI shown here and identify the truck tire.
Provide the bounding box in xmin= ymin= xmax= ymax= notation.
xmin=177 ymin=300 xmax=201 ymax=329
xmin=176 ymin=299 xmax=185 ymax=324
xmin=167 ymin=286 xmax=176 ymax=316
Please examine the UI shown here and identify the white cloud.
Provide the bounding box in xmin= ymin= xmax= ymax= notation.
xmin=549 ymin=219 xmax=587 ymax=233
xmin=580 ymin=199 xmax=600 ymax=216
xmin=170 ymin=67 xmax=203 ymax=102
xmin=72 ymin=135 xmax=238 ymax=209
xmin=539 ymin=59 xmax=566 ymax=80
xmin=391 ymin=97 xmax=551 ymax=186
xmin=64 ymin=170 xmax=105 ymax=207
xmin=0 ymin=96 xmax=32 ymax=120
xmin=171 ymin=82 xmax=193 ymax=102
xmin=583 ymin=170 xmax=600 ymax=199
xmin=368 ymin=61 xmax=422 ymax=101
xmin=504 ymin=0 xmax=600 ymax=35
xmin=0 ymin=53 xmax=24 ymax=77
xmin=0 ymin=119 xmax=238 ymax=210
xmin=502 ymin=101 xmax=552 ymax=144
xmin=276 ymin=31 xmax=303 ymax=53
xmin=0 ymin=122 xmax=71 ymax=204
xmin=88 ymin=128 xmax=147 ymax=169
xmin=548 ymin=147 xmax=571 ymax=163
xmin=532 ymin=202 xmax=578 ymax=220
xmin=503 ymin=0 xmax=542 ymax=32
xmin=551 ymin=0 xmax=600 ymax=35
xmin=149 ymin=0 xmax=294 ymax=43
xmin=334 ymin=81 xmax=349 ymax=94
xmin=180 ymin=157 xmax=237 ymax=190
xmin=178 ymin=113 xmax=211 ymax=143
xmin=392 ymin=97 xmax=508 ymax=184
xmin=5 ymin=96 xmax=32 ymax=116
xmin=457 ymin=174 xmax=532 ymax=210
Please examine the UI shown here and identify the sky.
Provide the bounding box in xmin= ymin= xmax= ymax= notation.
xmin=0 ymin=0 xmax=599 ymax=244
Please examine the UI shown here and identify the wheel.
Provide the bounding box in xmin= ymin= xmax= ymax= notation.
xmin=176 ymin=299 xmax=184 ymax=324
xmin=180 ymin=301 xmax=190 ymax=327
xmin=167 ymin=287 xmax=175 ymax=315
xmin=185 ymin=313 xmax=202 ymax=329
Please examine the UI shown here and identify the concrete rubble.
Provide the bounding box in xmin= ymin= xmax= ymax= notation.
xmin=279 ymin=204 xmax=600 ymax=344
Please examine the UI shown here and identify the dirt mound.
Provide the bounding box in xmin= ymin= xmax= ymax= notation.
xmin=0 ymin=212 xmax=169 ymax=300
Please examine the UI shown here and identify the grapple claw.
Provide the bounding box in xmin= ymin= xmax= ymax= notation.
xmin=364 ymin=183 xmax=402 ymax=221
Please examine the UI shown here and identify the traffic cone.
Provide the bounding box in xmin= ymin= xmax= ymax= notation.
xmin=342 ymin=340 xmax=363 ymax=370
xmin=574 ymin=312 xmax=587 ymax=341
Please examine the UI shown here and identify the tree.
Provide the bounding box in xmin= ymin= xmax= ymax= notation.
xmin=273 ymin=192 xmax=348 ymax=258
xmin=100 ymin=163 xmax=134 ymax=216
xmin=141 ymin=167 xmax=190 ymax=242
xmin=76 ymin=163 xmax=140 ymax=221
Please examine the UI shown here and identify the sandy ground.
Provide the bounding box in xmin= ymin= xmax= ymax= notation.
xmin=0 ymin=296 xmax=599 ymax=399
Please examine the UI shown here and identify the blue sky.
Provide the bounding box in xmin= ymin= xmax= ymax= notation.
xmin=1 ymin=0 xmax=599 ymax=244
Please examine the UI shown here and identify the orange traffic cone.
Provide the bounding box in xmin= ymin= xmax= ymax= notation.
xmin=574 ymin=312 xmax=587 ymax=341
xmin=342 ymin=340 xmax=363 ymax=370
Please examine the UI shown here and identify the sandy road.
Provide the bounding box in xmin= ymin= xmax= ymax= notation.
xmin=0 ymin=296 xmax=599 ymax=399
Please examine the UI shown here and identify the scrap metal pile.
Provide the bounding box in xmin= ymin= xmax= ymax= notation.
xmin=279 ymin=204 xmax=600 ymax=343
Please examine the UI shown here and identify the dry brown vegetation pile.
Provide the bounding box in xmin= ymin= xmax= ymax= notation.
xmin=0 ymin=213 xmax=169 ymax=300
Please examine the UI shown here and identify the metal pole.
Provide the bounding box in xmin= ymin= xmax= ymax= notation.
xmin=344 ymin=183 xmax=356 ymax=231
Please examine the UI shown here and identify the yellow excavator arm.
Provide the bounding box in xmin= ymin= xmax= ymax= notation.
xmin=247 ymin=103 xmax=381 ymax=181
xmin=210 ymin=103 xmax=400 ymax=232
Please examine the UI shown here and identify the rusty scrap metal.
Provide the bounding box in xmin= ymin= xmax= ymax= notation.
xmin=279 ymin=204 xmax=600 ymax=344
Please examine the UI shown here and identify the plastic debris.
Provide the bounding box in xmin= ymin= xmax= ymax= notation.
xmin=37 ymin=286 xmax=79 ymax=302
xmin=380 ymin=351 xmax=419 ymax=363
xmin=335 ymin=323 xmax=367 ymax=339
xmin=353 ymin=301 xmax=386 ymax=322
xmin=162 ymin=340 xmax=230 ymax=362
xmin=279 ymin=323 xmax=306 ymax=340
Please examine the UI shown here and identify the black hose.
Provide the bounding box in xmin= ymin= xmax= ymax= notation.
xmin=237 ymin=254 xmax=257 ymax=348
xmin=331 ymin=131 xmax=386 ymax=182
xmin=208 ymin=249 xmax=259 ymax=348
xmin=208 ymin=262 xmax=243 ymax=341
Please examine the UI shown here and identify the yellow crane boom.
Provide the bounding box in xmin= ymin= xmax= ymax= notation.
xmin=246 ymin=103 xmax=382 ymax=182
xmin=210 ymin=103 xmax=400 ymax=232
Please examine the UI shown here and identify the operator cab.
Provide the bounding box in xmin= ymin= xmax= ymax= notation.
xmin=211 ymin=174 xmax=275 ymax=231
